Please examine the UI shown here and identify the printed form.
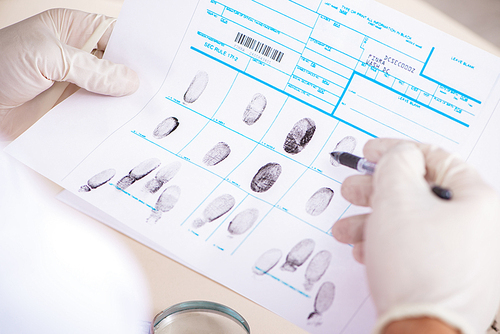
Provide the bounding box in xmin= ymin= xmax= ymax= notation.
xmin=7 ymin=0 xmax=500 ymax=333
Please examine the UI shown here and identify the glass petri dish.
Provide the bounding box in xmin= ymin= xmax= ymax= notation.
xmin=151 ymin=301 xmax=251 ymax=334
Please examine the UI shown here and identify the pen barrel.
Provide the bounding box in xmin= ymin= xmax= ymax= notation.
xmin=337 ymin=152 xmax=361 ymax=170
xmin=357 ymin=159 xmax=376 ymax=174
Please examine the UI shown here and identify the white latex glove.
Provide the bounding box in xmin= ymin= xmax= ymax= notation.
xmin=0 ymin=8 xmax=139 ymax=137
xmin=332 ymin=138 xmax=500 ymax=334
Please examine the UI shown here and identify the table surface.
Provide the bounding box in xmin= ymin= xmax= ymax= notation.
xmin=1 ymin=1 xmax=499 ymax=333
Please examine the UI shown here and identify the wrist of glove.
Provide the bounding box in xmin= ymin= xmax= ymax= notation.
xmin=0 ymin=8 xmax=139 ymax=138
xmin=332 ymin=139 xmax=500 ymax=334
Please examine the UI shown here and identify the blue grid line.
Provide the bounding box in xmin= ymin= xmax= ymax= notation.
xmin=339 ymin=295 xmax=372 ymax=334
xmin=109 ymin=182 xmax=157 ymax=211
xmin=289 ymin=0 xmax=318 ymax=15
xmin=332 ymin=72 xmax=354 ymax=114
xmin=255 ymin=267 xmax=311 ymax=298
xmin=316 ymin=0 xmax=324 ymax=12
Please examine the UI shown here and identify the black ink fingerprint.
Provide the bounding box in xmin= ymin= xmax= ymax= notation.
xmin=330 ymin=136 xmax=356 ymax=166
xmin=183 ymin=71 xmax=209 ymax=103
xmin=253 ymin=248 xmax=282 ymax=275
xmin=304 ymin=250 xmax=332 ymax=291
xmin=116 ymin=158 xmax=161 ymax=189
xmin=281 ymin=238 xmax=315 ymax=272
xmin=193 ymin=194 xmax=235 ymax=228
xmin=308 ymin=281 xmax=335 ymax=326
xmin=305 ymin=187 xmax=334 ymax=216
xmin=203 ymin=142 xmax=231 ymax=166
xmin=250 ymin=162 xmax=282 ymax=193
xmin=243 ymin=93 xmax=267 ymax=125
xmin=283 ymin=118 xmax=316 ymax=154
xmin=153 ymin=117 xmax=179 ymax=139
xmin=147 ymin=185 xmax=181 ymax=224
xmin=228 ymin=208 xmax=259 ymax=235
xmin=79 ymin=168 xmax=116 ymax=192
xmin=145 ymin=161 xmax=181 ymax=193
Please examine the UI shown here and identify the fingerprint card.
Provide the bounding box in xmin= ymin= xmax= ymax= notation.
xmin=7 ymin=0 xmax=500 ymax=333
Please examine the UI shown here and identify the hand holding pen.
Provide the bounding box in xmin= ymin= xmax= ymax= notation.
xmin=330 ymin=150 xmax=452 ymax=199
xmin=330 ymin=138 xmax=500 ymax=334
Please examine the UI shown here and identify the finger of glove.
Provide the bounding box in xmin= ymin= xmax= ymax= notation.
xmin=363 ymin=138 xmax=484 ymax=198
xmin=41 ymin=8 xmax=116 ymax=50
xmin=46 ymin=44 xmax=139 ymax=96
xmin=418 ymin=145 xmax=491 ymax=202
xmin=331 ymin=214 xmax=368 ymax=245
xmin=341 ymin=174 xmax=373 ymax=207
xmin=371 ymin=142 xmax=429 ymax=208
xmin=362 ymin=138 xmax=414 ymax=163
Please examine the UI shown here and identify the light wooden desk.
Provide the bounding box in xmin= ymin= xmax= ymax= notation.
xmin=1 ymin=1 xmax=498 ymax=333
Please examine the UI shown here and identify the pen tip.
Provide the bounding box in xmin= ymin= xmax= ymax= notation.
xmin=330 ymin=151 xmax=341 ymax=165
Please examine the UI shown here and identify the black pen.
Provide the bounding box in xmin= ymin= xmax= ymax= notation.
xmin=330 ymin=151 xmax=452 ymax=200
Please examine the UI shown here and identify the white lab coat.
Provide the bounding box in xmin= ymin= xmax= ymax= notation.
xmin=0 ymin=139 xmax=151 ymax=333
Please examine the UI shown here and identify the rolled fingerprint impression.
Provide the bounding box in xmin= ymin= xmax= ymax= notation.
xmin=330 ymin=136 xmax=356 ymax=166
xmin=145 ymin=161 xmax=181 ymax=193
xmin=147 ymin=185 xmax=181 ymax=224
xmin=304 ymin=250 xmax=332 ymax=291
xmin=253 ymin=248 xmax=282 ymax=275
xmin=308 ymin=281 xmax=335 ymax=325
xmin=305 ymin=187 xmax=334 ymax=216
xmin=79 ymin=168 xmax=116 ymax=192
xmin=227 ymin=208 xmax=259 ymax=235
xmin=193 ymin=194 xmax=235 ymax=228
xmin=281 ymin=238 xmax=315 ymax=272
xmin=184 ymin=71 xmax=209 ymax=103
xmin=243 ymin=93 xmax=267 ymax=125
xmin=203 ymin=142 xmax=231 ymax=166
xmin=116 ymin=158 xmax=161 ymax=189
xmin=153 ymin=116 xmax=179 ymax=139
xmin=283 ymin=118 xmax=316 ymax=154
xmin=250 ymin=162 xmax=282 ymax=193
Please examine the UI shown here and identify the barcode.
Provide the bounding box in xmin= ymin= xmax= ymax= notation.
xmin=235 ymin=32 xmax=284 ymax=63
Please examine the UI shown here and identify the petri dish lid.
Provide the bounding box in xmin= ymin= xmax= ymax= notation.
xmin=151 ymin=301 xmax=250 ymax=334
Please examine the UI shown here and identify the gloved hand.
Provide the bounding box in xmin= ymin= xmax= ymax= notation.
xmin=0 ymin=8 xmax=139 ymax=138
xmin=332 ymin=138 xmax=500 ymax=334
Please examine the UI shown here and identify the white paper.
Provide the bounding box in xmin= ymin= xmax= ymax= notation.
xmin=6 ymin=0 xmax=500 ymax=332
